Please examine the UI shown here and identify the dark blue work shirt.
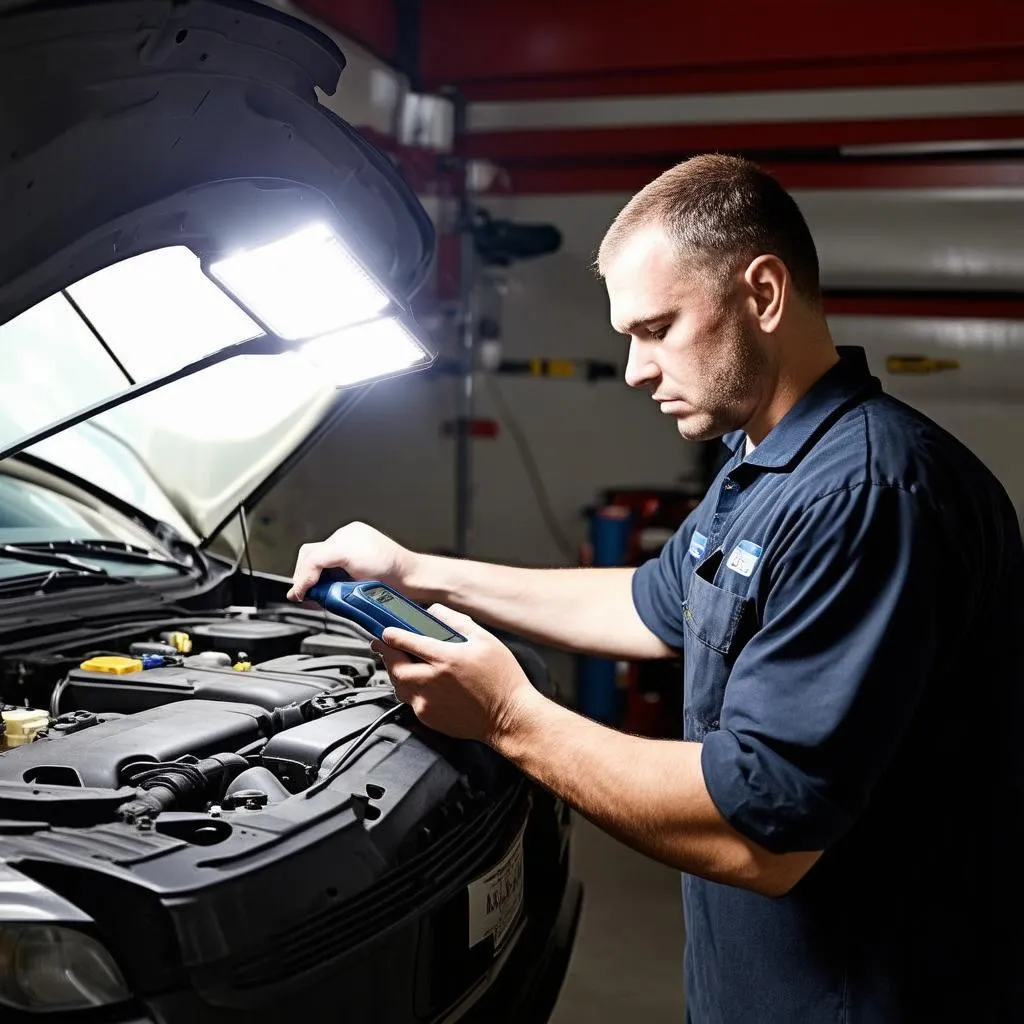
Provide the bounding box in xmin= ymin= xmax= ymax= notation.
xmin=633 ymin=347 xmax=1024 ymax=1023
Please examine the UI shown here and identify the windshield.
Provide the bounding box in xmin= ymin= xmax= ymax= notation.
xmin=0 ymin=471 xmax=184 ymax=582
xmin=0 ymin=247 xmax=341 ymax=543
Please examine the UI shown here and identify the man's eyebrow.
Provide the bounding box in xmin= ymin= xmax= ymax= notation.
xmin=616 ymin=311 xmax=676 ymax=337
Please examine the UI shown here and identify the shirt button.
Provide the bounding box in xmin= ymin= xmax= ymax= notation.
xmin=724 ymin=481 xmax=735 ymax=491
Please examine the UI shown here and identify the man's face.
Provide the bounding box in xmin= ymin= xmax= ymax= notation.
xmin=604 ymin=225 xmax=770 ymax=442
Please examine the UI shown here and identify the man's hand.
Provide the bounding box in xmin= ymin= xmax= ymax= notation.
xmin=287 ymin=522 xmax=416 ymax=602
xmin=373 ymin=605 xmax=539 ymax=745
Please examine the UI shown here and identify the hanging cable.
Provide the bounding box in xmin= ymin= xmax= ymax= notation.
xmin=482 ymin=373 xmax=577 ymax=562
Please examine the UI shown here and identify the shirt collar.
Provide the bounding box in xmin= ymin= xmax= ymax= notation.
xmin=722 ymin=346 xmax=880 ymax=471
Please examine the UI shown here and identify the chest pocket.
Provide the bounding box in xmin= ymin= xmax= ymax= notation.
xmin=682 ymin=549 xmax=756 ymax=741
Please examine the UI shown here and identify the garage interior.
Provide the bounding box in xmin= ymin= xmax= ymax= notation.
xmin=0 ymin=0 xmax=1020 ymax=1017
xmin=226 ymin=2 xmax=1024 ymax=1019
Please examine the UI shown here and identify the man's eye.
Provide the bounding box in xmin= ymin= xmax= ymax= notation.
xmin=650 ymin=325 xmax=670 ymax=341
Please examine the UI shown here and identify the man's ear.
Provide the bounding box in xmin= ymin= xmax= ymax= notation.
xmin=743 ymin=254 xmax=788 ymax=334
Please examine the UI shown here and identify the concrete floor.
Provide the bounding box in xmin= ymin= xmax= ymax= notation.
xmin=549 ymin=815 xmax=687 ymax=1022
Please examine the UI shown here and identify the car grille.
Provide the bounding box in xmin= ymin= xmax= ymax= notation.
xmin=228 ymin=782 xmax=529 ymax=989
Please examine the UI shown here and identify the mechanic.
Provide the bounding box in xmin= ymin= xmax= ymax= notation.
xmin=288 ymin=155 xmax=1024 ymax=1023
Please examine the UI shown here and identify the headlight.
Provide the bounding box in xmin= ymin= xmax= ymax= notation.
xmin=0 ymin=925 xmax=131 ymax=1013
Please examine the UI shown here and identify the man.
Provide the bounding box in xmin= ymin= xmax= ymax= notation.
xmin=289 ymin=155 xmax=1023 ymax=1022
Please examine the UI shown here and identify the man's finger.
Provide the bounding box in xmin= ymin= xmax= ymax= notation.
xmin=372 ymin=642 xmax=413 ymax=672
xmin=426 ymin=604 xmax=497 ymax=643
xmin=286 ymin=549 xmax=321 ymax=601
xmin=381 ymin=626 xmax=450 ymax=662
xmin=425 ymin=603 xmax=476 ymax=630
xmin=388 ymin=661 xmax=435 ymax=688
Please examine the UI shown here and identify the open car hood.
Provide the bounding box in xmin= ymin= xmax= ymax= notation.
xmin=0 ymin=0 xmax=435 ymax=548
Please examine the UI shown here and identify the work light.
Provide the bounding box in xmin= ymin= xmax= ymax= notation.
xmin=207 ymin=222 xmax=392 ymax=342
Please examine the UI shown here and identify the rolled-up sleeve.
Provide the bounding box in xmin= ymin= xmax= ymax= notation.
xmin=632 ymin=514 xmax=697 ymax=652
xmin=701 ymin=482 xmax=943 ymax=854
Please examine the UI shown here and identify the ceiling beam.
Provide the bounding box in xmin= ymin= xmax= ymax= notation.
xmin=417 ymin=0 xmax=1024 ymax=100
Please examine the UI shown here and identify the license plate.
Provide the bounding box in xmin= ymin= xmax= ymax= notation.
xmin=467 ymin=823 xmax=526 ymax=953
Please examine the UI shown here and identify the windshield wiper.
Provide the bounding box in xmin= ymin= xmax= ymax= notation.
xmin=0 ymin=569 xmax=134 ymax=597
xmin=0 ymin=540 xmax=191 ymax=573
xmin=0 ymin=544 xmax=110 ymax=576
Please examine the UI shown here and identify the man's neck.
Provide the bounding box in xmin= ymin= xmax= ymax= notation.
xmin=745 ymin=335 xmax=839 ymax=445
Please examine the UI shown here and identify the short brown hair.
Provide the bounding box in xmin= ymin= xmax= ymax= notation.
xmin=597 ymin=154 xmax=822 ymax=305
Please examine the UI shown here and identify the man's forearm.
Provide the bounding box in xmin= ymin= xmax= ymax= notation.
xmin=493 ymin=690 xmax=821 ymax=896
xmin=407 ymin=556 xmax=674 ymax=661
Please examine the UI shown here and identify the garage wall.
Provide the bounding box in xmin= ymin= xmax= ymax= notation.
xmin=244 ymin=5 xmax=704 ymax=572
xmin=250 ymin=189 xmax=703 ymax=573
xmin=254 ymin=184 xmax=1024 ymax=573
xmin=249 ymin=17 xmax=1024 ymax=572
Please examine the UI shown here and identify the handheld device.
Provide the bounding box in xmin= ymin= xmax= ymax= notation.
xmin=305 ymin=578 xmax=467 ymax=644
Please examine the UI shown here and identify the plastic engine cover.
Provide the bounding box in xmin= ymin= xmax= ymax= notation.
xmin=187 ymin=621 xmax=311 ymax=662
xmin=63 ymin=663 xmax=359 ymax=715
xmin=260 ymin=707 xmax=394 ymax=791
xmin=0 ymin=700 xmax=271 ymax=788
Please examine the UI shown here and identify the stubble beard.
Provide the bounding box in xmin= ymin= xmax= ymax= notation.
xmin=673 ymin=320 xmax=768 ymax=442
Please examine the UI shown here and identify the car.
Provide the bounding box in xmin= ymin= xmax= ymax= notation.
xmin=0 ymin=1 xmax=582 ymax=1020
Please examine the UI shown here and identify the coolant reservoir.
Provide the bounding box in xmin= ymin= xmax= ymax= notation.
xmin=0 ymin=708 xmax=49 ymax=749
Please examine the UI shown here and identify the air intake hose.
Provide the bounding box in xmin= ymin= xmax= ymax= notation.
xmin=119 ymin=753 xmax=249 ymax=822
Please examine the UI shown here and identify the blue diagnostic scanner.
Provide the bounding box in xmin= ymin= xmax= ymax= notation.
xmin=306 ymin=578 xmax=467 ymax=644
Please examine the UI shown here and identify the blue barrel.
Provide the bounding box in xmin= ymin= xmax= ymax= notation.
xmin=577 ymin=506 xmax=632 ymax=723
xmin=590 ymin=505 xmax=632 ymax=567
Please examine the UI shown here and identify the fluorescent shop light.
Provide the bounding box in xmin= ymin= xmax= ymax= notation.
xmin=299 ymin=317 xmax=431 ymax=387
xmin=208 ymin=223 xmax=391 ymax=341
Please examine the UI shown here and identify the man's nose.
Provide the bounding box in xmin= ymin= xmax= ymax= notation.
xmin=624 ymin=341 xmax=658 ymax=389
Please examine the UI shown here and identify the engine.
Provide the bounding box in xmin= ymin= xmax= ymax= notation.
xmin=0 ymin=617 xmax=401 ymax=798
xmin=0 ymin=610 xmax=517 ymax=846
xmin=0 ymin=609 xmax=572 ymax=1021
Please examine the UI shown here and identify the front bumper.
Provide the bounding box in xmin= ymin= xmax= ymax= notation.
xmin=16 ymin=874 xmax=582 ymax=1024
xmin=457 ymin=877 xmax=583 ymax=1024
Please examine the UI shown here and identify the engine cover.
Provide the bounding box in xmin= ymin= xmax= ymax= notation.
xmin=0 ymin=700 xmax=273 ymax=789
xmin=62 ymin=662 xmax=369 ymax=716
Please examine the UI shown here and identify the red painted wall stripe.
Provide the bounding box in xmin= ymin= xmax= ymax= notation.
xmin=417 ymin=0 xmax=1024 ymax=98
xmin=443 ymin=55 xmax=1024 ymax=103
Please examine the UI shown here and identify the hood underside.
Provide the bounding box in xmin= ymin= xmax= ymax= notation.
xmin=0 ymin=0 xmax=435 ymax=545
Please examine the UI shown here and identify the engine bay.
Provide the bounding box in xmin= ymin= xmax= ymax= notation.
xmin=0 ymin=608 xmax=512 ymax=849
xmin=0 ymin=614 xmax=398 ymax=792
xmin=0 ymin=603 xmax=562 ymax=1015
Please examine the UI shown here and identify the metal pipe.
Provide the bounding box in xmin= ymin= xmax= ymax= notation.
xmin=450 ymin=88 xmax=476 ymax=557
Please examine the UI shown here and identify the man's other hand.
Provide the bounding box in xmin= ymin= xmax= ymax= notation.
xmin=373 ymin=605 xmax=540 ymax=745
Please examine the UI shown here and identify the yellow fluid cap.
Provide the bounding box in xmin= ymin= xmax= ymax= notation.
xmin=164 ymin=631 xmax=192 ymax=654
xmin=2 ymin=708 xmax=49 ymax=746
xmin=79 ymin=655 xmax=143 ymax=675
xmin=232 ymin=661 xmax=252 ymax=672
